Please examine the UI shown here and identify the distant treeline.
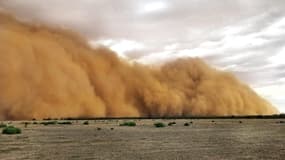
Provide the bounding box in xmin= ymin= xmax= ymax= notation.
xmin=54 ymin=114 xmax=285 ymax=121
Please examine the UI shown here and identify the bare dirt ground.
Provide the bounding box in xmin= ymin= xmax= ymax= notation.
xmin=0 ymin=119 xmax=284 ymax=160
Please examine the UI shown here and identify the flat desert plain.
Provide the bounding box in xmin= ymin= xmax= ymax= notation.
xmin=0 ymin=119 xmax=284 ymax=160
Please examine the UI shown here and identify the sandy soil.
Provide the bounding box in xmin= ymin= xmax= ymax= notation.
xmin=0 ymin=119 xmax=284 ymax=160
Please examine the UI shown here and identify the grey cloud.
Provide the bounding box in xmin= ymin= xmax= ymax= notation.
xmin=1 ymin=0 xmax=284 ymax=41
xmin=239 ymin=11 xmax=285 ymax=35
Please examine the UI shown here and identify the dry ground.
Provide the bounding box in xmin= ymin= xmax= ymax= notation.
xmin=0 ymin=119 xmax=284 ymax=160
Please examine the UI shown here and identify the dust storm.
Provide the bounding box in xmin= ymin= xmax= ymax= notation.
xmin=0 ymin=13 xmax=278 ymax=120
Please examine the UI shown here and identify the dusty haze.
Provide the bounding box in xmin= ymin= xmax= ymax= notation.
xmin=0 ymin=13 xmax=278 ymax=120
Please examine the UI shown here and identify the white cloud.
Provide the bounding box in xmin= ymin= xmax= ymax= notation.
xmin=263 ymin=17 xmax=285 ymax=37
xmin=138 ymin=1 xmax=168 ymax=14
xmin=90 ymin=39 xmax=145 ymax=58
xmin=164 ymin=43 xmax=179 ymax=51
xmin=269 ymin=47 xmax=285 ymax=65
xmin=254 ymin=84 xmax=285 ymax=113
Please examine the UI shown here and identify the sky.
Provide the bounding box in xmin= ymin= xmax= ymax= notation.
xmin=0 ymin=0 xmax=284 ymax=113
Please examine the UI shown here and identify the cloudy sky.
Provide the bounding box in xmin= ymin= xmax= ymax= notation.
xmin=1 ymin=0 xmax=285 ymax=113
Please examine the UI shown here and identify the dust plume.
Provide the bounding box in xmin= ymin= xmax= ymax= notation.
xmin=0 ymin=13 xmax=278 ymax=120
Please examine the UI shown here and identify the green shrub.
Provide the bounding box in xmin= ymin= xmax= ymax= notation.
xmin=168 ymin=122 xmax=176 ymax=126
xmin=184 ymin=123 xmax=190 ymax=126
xmin=0 ymin=123 xmax=7 ymax=128
xmin=58 ymin=121 xmax=72 ymax=125
xmin=33 ymin=122 xmax=38 ymax=125
xmin=154 ymin=122 xmax=166 ymax=128
xmin=83 ymin=121 xmax=89 ymax=125
xmin=24 ymin=122 xmax=29 ymax=128
xmin=41 ymin=121 xmax=58 ymax=125
xmin=21 ymin=122 xmax=31 ymax=125
xmin=119 ymin=121 xmax=136 ymax=126
xmin=2 ymin=126 xmax=21 ymax=135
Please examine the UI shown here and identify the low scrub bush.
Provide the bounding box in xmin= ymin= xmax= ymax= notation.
xmin=184 ymin=123 xmax=190 ymax=126
xmin=277 ymin=121 xmax=284 ymax=124
xmin=41 ymin=121 xmax=58 ymax=125
xmin=2 ymin=126 xmax=21 ymax=135
xmin=83 ymin=121 xmax=89 ymax=125
xmin=0 ymin=123 xmax=7 ymax=128
xmin=168 ymin=122 xmax=176 ymax=126
xmin=154 ymin=122 xmax=166 ymax=128
xmin=119 ymin=121 xmax=136 ymax=126
xmin=58 ymin=121 xmax=72 ymax=125
xmin=21 ymin=122 xmax=31 ymax=125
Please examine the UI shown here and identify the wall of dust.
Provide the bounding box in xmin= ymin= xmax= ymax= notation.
xmin=0 ymin=13 xmax=278 ymax=120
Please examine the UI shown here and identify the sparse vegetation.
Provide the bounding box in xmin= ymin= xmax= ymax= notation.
xmin=154 ymin=122 xmax=166 ymax=128
xmin=0 ymin=123 xmax=7 ymax=128
xmin=21 ymin=122 xmax=31 ymax=128
xmin=2 ymin=126 xmax=21 ymax=135
xmin=58 ymin=121 xmax=72 ymax=125
xmin=21 ymin=122 xmax=31 ymax=125
xmin=83 ymin=121 xmax=89 ymax=125
xmin=168 ymin=122 xmax=176 ymax=126
xmin=97 ymin=127 xmax=101 ymax=130
xmin=184 ymin=123 xmax=190 ymax=126
xmin=277 ymin=121 xmax=284 ymax=124
xmin=41 ymin=121 xmax=58 ymax=125
xmin=119 ymin=121 xmax=136 ymax=126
